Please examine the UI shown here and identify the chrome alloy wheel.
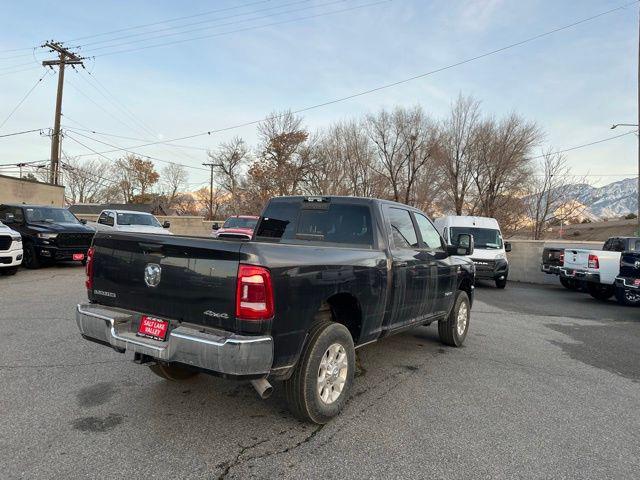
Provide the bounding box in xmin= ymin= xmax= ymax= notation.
xmin=456 ymin=302 xmax=468 ymax=337
xmin=317 ymin=343 xmax=348 ymax=404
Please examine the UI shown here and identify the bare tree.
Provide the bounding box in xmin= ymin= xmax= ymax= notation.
xmin=252 ymin=110 xmax=311 ymax=197
xmin=436 ymin=94 xmax=481 ymax=214
xmin=114 ymin=154 xmax=159 ymax=202
xmin=161 ymin=163 xmax=189 ymax=205
xmin=209 ymin=137 xmax=249 ymax=213
xmin=526 ymin=151 xmax=585 ymax=239
xmin=471 ymin=113 xmax=541 ymax=231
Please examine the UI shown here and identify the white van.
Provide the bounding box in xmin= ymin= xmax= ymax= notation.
xmin=433 ymin=216 xmax=511 ymax=289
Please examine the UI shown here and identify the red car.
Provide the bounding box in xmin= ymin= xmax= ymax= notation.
xmin=212 ymin=215 xmax=259 ymax=240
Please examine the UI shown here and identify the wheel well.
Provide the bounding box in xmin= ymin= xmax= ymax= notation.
xmin=319 ymin=293 xmax=363 ymax=343
xmin=459 ymin=276 xmax=473 ymax=298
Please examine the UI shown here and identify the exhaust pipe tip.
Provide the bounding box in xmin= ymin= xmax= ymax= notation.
xmin=250 ymin=378 xmax=273 ymax=400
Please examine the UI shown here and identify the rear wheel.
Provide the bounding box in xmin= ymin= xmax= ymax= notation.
xmin=284 ymin=320 xmax=355 ymax=424
xmin=23 ymin=244 xmax=41 ymax=269
xmin=0 ymin=266 xmax=18 ymax=276
xmin=587 ymin=283 xmax=615 ymax=301
xmin=559 ymin=277 xmax=578 ymax=290
xmin=438 ymin=290 xmax=470 ymax=347
xmin=615 ymin=287 xmax=640 ymax=306
xmin=148 ymin=362 xmax=199 ymax=381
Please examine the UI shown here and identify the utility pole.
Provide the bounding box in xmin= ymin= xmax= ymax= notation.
xmin=41 ymin=41 xmax=83 ymax=185
xmin=202 ymin=161 xmax=215 ymax=220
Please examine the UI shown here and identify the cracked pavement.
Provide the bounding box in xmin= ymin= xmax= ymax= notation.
xmin=1 ymin=267 xmax=639 ymax=479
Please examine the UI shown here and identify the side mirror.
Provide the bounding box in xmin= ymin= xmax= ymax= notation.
xmin=80 ymin=219 xmax=87 ymax=225
xmin=505 ymin=241 xmax=512 ymax=253
xmin=212 ymin=222 xmax=220 ymax=230
xmin=447 ymin=233 xmax=474 ymax=256
xmin=4 ymin=213 xmax=15 ymax=224
xmin=163 ymin=221 xmax=170 ymax=228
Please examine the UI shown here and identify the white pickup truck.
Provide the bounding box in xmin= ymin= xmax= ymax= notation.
xmin=559 ymin=237 xmax=640 ymax=301
xmin=94 ymin=209 xmax=172 ymax=235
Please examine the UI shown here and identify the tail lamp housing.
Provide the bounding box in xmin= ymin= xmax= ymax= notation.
xmin=236 ymin=264 xmax=274 ymax=321
xmin=85 ymin=246 xmax=95 ymax=290
xmin=588 ymin=254 xmax=599 ymax=269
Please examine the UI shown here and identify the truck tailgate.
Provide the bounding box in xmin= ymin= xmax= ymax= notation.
xmin=89 ymin=232 xmax=243 ymax=330
xmin=563 ymin=249 xmax=590 ymax=270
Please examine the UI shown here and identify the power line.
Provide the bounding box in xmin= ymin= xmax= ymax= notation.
xmin=89 ymin=0 xmax=389 ymax=58
xmin=66 ymin=129 xmax=210 ymax=171
xmin=0 ymin=72 xmax=48 ymax=130
xmin=71 ymin=0 xmax=639 ymax=150
xmin=0 ymin=128 xmax=47 ymax=139
xmin=529 ymin=130 xmax=638 ymax=160
xmin=64 ymin=0 xmax=272 ymax=43
xmin=78 ymin=0 xmax=314 ymax=50
xmin=62 ymin=124 xmax=210 ymax=151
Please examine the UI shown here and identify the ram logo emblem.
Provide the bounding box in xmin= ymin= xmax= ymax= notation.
xmin=144 ymin=263 xmax=162 ymax=288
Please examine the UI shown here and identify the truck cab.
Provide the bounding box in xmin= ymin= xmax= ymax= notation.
xmin=434 ymin=215 xmax=510 ymax=289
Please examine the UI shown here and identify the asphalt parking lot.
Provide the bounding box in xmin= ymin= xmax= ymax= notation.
xmin=1 ymin=267 xmax=639 ymax=479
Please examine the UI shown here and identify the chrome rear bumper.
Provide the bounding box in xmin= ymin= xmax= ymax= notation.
xmin=76 ymin=303 xmax=273 ymax=376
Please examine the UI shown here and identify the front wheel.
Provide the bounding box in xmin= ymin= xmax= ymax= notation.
xmin=148 ymin=362 xmax=199 ymax=381
xmin=615 ymin=287 xmax=640 ymax=306
xmin=284 ymin=321 xmax=355 ymax=424
xmin=438 ymin=290 xmax=470 ymax=347
xmin=495 ymin=277 xmax=507 ymax=289
xmin=587 ymin=283 xmax=615 ymax=301
xmin=23 ymin=244 xmax=41 ymax=269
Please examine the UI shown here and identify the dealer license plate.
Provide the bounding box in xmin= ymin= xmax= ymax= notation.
xmin=137 ymin=315 xmax=169 ymax=341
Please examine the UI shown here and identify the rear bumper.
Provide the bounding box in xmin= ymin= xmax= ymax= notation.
xmin=615 ymin=276 xmax=640 ymax=290
xmin=76 ymin=303 xmax=273 ymax=377
xmin=540 ymin=264 xmax=560 ymax=275
xmin=559 ymin=267 xmax=599 ymax=283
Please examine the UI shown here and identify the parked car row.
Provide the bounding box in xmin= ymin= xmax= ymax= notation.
xmin=541 ymin=236 xmax=640 ymax=306
xmin=0 ymin=204 xmax=174 ymax=275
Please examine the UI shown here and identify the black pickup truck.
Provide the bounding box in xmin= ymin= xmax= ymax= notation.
xmin=76 ymin=196 xmax=475 ymax=423
xmin=615 ymin=238 xmax=640 ymax=306
xmin=0 ymin=204 xmax=95 ymax=268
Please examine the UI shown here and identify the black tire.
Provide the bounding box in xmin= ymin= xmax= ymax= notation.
xmin=615 ymin=287 xmax=640 ymax=306
xmin=22 ymin=244 xmax=41 ymax=269
xmin=586 ymin=283 xmax=615 ymax=301
xmin=559 ymin=277 xmax=578 ymax=290
xmin=495 ymin=277 xmax=507 ymax=289
xmin=81 ymin=259 xmax=87 ymax=266
xmin=438 ymin=290 xmax=470 ymax=347
xmin=284 ymin=320 xmax=355 ymax=424
xmin=0 ymin=266 xmax=18 ymax=276
xmin=148 ymin=362 xmax=199 ymax=381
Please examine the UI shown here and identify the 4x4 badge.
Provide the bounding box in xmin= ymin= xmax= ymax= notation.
xmin=144 ymin=263 xmax=161 ymax=288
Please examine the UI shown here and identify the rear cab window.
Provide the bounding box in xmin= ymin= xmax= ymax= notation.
xmin=255 ymin=198 xmax=375 ymax=248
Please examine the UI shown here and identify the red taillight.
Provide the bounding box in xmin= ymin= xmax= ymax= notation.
xmin=85 ymin=247 xmax=95 ymax=290
xmin=588 ymin=254 xmax=599 ymax=269
xmin=236 ymin=264 xmax=274 ymax=321
xmin=560 ymin=252 xmax=564 ymax=264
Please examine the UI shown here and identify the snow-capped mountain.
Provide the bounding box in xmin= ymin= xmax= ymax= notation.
xmin=570 ymin=177 xmax=637 ymax=219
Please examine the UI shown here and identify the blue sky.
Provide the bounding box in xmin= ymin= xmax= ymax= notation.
xmin=0 ymin=0 xmax=637 ymax=188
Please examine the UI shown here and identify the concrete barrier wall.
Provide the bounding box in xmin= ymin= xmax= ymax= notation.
xmin=506 ymin=239 xmax=603 ymax=285
xmin=0 ymin=174 xmax=65 ymax=206
xmin=75 ymin=214 xmax=223 ymax=237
